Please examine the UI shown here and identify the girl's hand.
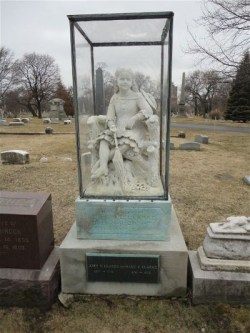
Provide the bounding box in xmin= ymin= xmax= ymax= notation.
xmin=110 ymin=124 xmax=117 ymax=132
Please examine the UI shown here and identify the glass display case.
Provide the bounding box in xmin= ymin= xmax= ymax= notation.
xmin=68 ymin=12 xmax=173 ymax=201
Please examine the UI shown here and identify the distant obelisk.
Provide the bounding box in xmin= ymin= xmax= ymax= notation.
xmin=178 ymin=72 xmax=187 ymax=117
xmin=95 ymin=67 xmax=106 ymax=115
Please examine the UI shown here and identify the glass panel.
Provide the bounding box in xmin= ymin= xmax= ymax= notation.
xmin=74 ymin=26 xmax=94 ymax=193
xmin=78 ymin=18 xmax=168 ymax=44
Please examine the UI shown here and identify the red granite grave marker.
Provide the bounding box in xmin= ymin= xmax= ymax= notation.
xmin=0 ymin=191 xmax=54 ymax=269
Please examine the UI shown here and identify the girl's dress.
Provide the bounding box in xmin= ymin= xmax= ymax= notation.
xmin=94 ymin=91 xmax=153 ymax=156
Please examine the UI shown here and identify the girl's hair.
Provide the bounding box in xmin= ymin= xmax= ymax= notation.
xmin=114 ymin=68 xmax=138 ymax=93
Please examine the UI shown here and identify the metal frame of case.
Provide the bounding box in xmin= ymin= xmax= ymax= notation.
xmin=68 ymin=12 xmax=174 ymax=201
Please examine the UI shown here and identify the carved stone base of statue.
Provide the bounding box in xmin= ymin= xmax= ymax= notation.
xmin=59 ymin=207 xmax=188 ymax=297
xmin=84 ymin=113 xmax=164 ymax=197
xmin=85 ymin=159 xmax=164 ymax=196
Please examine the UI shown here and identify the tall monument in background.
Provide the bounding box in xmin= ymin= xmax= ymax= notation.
xmin=178 ymin=72 xmax=187 ymax=117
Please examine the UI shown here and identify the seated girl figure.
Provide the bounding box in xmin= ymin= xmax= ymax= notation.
xmin=91 ymin=68 xmax=153 ymax=180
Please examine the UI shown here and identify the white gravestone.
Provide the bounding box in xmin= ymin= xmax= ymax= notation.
xmin=179 ymin=142 xmax=200 ymax=151
xmin=194 ymin=134 xmax=209 ymax=144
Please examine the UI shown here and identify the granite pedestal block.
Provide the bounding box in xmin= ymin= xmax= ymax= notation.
xmin=60 ymin=208 xmax=188 ymax=296
xmin=0 ymin=247 xmax=60 ymax=309
xmin=75 ymin=198 xmax=172 ymax=241
xmin=0 ymin=191 xmax=54 ymax=269
xmin=188 ymin=251 xmax=250 ymax=304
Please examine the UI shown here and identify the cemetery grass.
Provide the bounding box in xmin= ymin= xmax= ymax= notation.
xmin=0 ymin=126 xmax=250 ymax=333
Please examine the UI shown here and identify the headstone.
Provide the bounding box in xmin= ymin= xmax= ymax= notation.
xmin=178 ymin=131 xmax=186 ymax=138
xmin=0 ymin=191 xmax=60 ymax=309
xmin=60 ymin=12 xmax=188 ymax=300
xmin=243 ymin=176 xmax=250 ymax=185
xmin=12 ymin=118 xmax=22 ymax=122
xmin=179 ymin=142 xmax=200 ymax=151
xmin=189 ymin=216 xmax=250 ymax=304
xmin=9 ymin=121 xmax=24 ymax=126
xmin=49 ymin=98 xmax=66 ymax=120
xmin=0 ymin=119 xmax=8 ymax=126
xmin=45 ymin=127 xmax=54 ymax=134
xmin=43 ymin=118 xmax=51 ymax=124
xmin=0 ymin=150 xmax=29 ymax=164
xmin=21 ymin=118 xmax=30 ymax=123
xmin=194 ymin=134 xmax=209 ymax=144
xmin=0 ymin=192 xmax=54 ymax=269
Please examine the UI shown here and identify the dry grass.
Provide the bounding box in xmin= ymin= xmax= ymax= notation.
xmin=170 ymin=128 xmax=250 ymax=249
xmin=172 ymin=115 xmax=250 ymax=128
xmin=0 ymin=122 xmax=250 ymax=333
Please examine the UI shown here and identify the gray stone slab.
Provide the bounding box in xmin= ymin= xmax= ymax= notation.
xmin=194 ymin=134 xmax=209 ymax=144
xmin=0 ymin=150 xmax=29 ymax=164
xmin=0 ymin=247 xmax=60 ymax=309
xmin=179 ymin=142 xmax=200 ymax=151
xmin=60 ymin=207 xmax=188 ymax=297
xmin=9 ymin=122 xmax=24 ymax=126
xmin=188 ymin=250 xmax=250 ymax=304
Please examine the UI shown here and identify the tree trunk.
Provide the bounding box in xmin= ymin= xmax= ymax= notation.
xmin=27 ymin=103 xmax=37 ymax=117
xmin=37 ymin=100 xmax=42 ymax=118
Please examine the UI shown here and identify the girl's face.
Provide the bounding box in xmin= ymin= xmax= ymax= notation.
xmin=117 ymin=73 xmax=133 ymax=91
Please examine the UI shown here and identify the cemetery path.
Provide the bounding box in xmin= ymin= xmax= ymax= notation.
xmin=171 ymin=122 xmax=250 ymax=133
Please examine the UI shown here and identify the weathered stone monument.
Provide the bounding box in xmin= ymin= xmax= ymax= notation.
xmin=1 ymin=150 xmax=30 ymax=164
xmin=189 ymin=216 xmax=250 ymax=304
xmin=178 ymin=72 xmax=187 ymax=117
xmin=0 ymin=191 xmax=60 ymax=308
xmin=49 ymin=98 xmax=66 ymax=121
xmin=194 ymin=134 xmax=209 ymax=144
xmin=60 ymin=11 xmax=188 ymax=299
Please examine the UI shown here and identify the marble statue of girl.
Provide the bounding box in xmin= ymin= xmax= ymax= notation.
xmin=91 ymin=68 xmax=153 ymax=180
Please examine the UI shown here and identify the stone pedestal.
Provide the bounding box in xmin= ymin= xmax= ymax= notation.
xmin=60 ymin=207 xmax=188 ymax=297
xmin=189 ymin=217 xmax=250 ymax=304
xmin=75 ymin=198 xmax=172 ymax=241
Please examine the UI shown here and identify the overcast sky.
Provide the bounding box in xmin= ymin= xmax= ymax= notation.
xmin=1 ymin=0 xmax=204 ymax=89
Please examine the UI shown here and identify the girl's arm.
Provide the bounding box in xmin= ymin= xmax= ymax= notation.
xmin=106 ymin=95 xmax=117 ymax=131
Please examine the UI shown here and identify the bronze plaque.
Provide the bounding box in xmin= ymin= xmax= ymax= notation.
xmin=0 ymin=192 xmax=54 ymax=269
xmin=86 ymin=253 xmax=159 ymax=283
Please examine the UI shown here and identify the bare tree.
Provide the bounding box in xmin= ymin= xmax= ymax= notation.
xmin=185 ymin=70 xmax=228 ymax=117
xmin=0 ymin=47 xmax=16 ymax=110
xmin=14 ymin=53 xmax=60 ymax=118
xmin=187 ymin=0 xmax=250 ymax=77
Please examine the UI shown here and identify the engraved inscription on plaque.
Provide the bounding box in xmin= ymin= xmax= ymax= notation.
xmin=86 ymin=253 xmax=159 ymax=283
